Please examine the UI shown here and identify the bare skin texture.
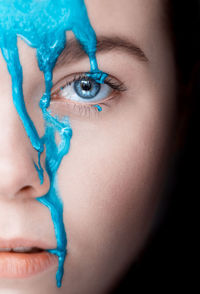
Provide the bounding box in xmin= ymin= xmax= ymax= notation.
xmin=0 ymin=0 xmax=177 ymax=293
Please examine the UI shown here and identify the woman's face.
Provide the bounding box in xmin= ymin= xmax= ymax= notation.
xmin=0 ymin=0 xmax=177 ymax=293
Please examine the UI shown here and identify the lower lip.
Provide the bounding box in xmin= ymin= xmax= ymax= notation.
xmin=0 ymin=251 xmax=57 ymax=278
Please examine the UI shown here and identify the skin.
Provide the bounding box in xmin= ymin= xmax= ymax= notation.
xmin=0 ymin=0 xmax=178 ymax=293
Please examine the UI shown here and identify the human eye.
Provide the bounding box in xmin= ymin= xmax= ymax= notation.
xmin=50 ymin=72 xmax=127 ymax=118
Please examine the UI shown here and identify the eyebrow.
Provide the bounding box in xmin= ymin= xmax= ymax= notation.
xmin=54 ymin=35 xmax=148 ymax=69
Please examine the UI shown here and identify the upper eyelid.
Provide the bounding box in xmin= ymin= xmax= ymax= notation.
xmin=51 ymin=72 xmax=125 ymax=94
xmin=52 ymin=72 xmax=93 ymax=91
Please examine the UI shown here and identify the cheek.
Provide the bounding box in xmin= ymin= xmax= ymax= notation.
xmin=56 ymin=90 xmax=175 ymax=268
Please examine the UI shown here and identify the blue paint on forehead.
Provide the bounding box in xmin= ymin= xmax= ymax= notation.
xmin=0 ymin=0 xmax=107 ymax=288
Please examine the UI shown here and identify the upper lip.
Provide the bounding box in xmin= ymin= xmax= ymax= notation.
xmin=0 ymin=238 xmax=54 ymax=250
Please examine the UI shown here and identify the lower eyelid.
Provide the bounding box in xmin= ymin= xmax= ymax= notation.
xmin=49 ymin=100 xmax=102 ymax=119
xmin=51 ymin=89 xmax=119 ymax=105
xmin=49 ymin=93 xmax=120 ymax=119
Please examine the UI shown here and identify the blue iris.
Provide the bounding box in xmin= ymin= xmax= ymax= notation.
xmin=74 ymin=77 xmax=101 ymax=99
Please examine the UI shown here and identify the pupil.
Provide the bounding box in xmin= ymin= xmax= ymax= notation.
xmin=81 ymin=80 xmax=92 ymax=91
xmin=74 ymin=77 xmax=101 ymax=99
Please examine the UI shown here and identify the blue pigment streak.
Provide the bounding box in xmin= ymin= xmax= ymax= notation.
xmin=0 ymin=0 xmax=106 ymax=288
xmin=93 ymin=104 xmax=102 ymax=112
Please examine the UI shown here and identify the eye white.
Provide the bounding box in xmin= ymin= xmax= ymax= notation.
xmin=60 ymin=81 xmax=112 ymax=103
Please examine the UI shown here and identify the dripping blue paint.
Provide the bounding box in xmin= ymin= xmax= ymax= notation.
xmin=0 ymin=0 xmax=107 ymax=288
xmin=93 ymin=104 xmax=102 ymax=112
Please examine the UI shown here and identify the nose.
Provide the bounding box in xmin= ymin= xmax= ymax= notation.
xmin=0 ymin=100 xmax=50 ymax=201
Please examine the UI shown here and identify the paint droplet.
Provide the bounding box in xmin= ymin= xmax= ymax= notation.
xmin=93 ymin=104 xmax=102 ymax=112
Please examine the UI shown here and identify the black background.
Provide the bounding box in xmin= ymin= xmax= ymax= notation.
xmin=111 ymin=1 xmax=200 ymax=293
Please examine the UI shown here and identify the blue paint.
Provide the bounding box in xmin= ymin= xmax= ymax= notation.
xmin=0 ymin=0 xmax=105 ymax=288
xmin=93 ymin=104 xmax=102 ymax=112
xmin=34 ymin=152 xmax=44 ymax=185
xmin=37 ymin=114 xmax=72 ymax=287
xmin=87 ymin=71 xmax=108 ymax=84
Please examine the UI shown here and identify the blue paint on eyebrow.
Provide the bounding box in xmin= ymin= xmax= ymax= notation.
xmin=0 ymin=0 xmax=106 ymax=288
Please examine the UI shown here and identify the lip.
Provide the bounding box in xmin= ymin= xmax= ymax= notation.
xmin=0 ymin=237 xmax=54 ymax=250
xmin=0 ymin=238 xmax=57 ymax=279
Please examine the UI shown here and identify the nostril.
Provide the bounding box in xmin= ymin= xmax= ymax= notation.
xmin=0 ymin=162 xmax=50 ymax=200
xmin=16 ymin=172 xmax=50 ymax=199
xmin=20 ymin=185 xmax=32 ymax=193
xmin=16 ymin=185 xmax=35 ymax=199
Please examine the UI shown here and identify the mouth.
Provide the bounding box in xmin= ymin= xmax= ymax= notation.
xmin=0 ymin=239 xmax=58 ymax=279
xmin=0 ymin=247 xmax=44 ymax=253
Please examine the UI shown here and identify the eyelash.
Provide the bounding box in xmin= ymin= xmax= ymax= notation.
xmin=50 ymin=72 xmax=127 ymax=118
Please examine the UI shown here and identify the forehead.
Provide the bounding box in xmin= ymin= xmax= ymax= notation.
xmin=0 ymin=0 xmax=98 ymax=73
xmin=84 ymin=0 xmax=170 ymax=68
xmin=0 ymin=1 xmax=165 ymax=51
xmin=0 ymin=0 xmax=164 ymax=35
xmin=0 ymin=0 xmax=65 ymax=32
xmin=84 ymin=0 xmax=164 ymax=37
xmin=0 ymin=0 xmax=89 ymax=41
xmin=0 ymin=0 xmax=170 ymax=74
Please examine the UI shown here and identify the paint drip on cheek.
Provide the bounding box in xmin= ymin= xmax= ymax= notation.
xmin=0 ymin=0 xmax=106 ymax=288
